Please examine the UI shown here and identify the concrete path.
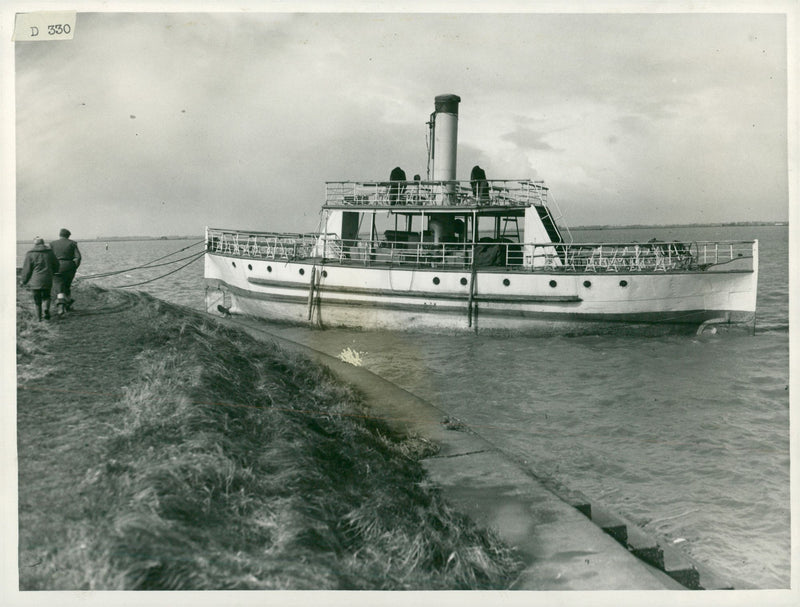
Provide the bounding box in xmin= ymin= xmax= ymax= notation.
xmin=229 ymin=317 xmax=692 ymax=590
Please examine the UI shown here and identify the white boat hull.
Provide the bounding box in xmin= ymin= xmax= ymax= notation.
xmin=204 ymin=252 xmax=757 ymax=334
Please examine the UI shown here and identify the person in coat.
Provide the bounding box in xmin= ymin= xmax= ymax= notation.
xmin=470 ymin=165 xmax=490 ymax=201
xmin=19 ymin=237 xmax=59 ymax=321
xmin=389 ymin=166 xmax=407 ymax=205
xmin=50 ymin=228 xmax=82 ymax=311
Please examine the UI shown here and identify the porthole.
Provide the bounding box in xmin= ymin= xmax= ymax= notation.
xmin=247 ymin=264 xmax=253 ymax=271
xmin=583 ymin=280 xmax=591 ymax=288
xmin=267 ymin=265 xmax=272 ymax=273
xmin=432 ymin=276 xmax=440 ymax=285
xmin=619 ymin=280 xmax=628 ymax=287
xmin=322 ymin=270 xmax=328 ymax=278
xmin=503 ymin=278 xmax=511 ymax=287
xmin=299 ymin=268 xmax=305 ymax=276
xmin=549 ymin=280 xmax=557 ymax=288
xmin=232 ymin=261 xmax=236 ymax=268
xmin=460 ymin=277 xmax=468 ymax=286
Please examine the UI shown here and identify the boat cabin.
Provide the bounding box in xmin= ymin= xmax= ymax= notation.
xmin=316 ymin=178 xmax=567 ymax=270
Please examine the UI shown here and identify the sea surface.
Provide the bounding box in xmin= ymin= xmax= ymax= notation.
xmin=17 ymin=225 xmax=791 ymax=588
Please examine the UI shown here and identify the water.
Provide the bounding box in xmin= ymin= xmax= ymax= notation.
xmin=17 ymin=226 xmax=790 ymax=588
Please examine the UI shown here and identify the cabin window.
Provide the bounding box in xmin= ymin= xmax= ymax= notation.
xmin=322 ymin=270 xmax=328 ymax=278
xmin=267 ymin=265 xmax=272 ymax=273
xmin=247 ymin=264 xmax=253 ymax=271
xmin=432 ymin=277 xmax=440 ymax=285
xmin=232 ymin=262 xmax=236 ymax=268
xmin=619 ymin=280 xmax=628 ymax=287
xmin=583 ymin=280 xmax=591 ymax=288
xmin=299 ymin=268 xmax=305 ymax=276
xmin=503 ymin=278 xmax=510 ymax=287
xmin=549 ymin=280 xmax=557 ymax=288
xmin=460 ymin=277 xmax=468 ymax=286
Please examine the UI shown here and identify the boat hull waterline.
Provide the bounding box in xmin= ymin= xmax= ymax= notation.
xmin=204 ymin=252 xmax=757 ymax=335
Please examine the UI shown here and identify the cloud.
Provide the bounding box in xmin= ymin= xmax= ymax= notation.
xmin=501 ymin=126 xmax=558 ymax=152
xmin=14 ymin=11 xmax=789 ymax=238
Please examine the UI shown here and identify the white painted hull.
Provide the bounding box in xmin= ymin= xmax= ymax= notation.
xmin=204 ymin=252 xmax=758 ymax=334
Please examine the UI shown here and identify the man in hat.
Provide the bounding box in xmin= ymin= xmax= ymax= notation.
xmin=19 ymin=237 xmax=58 ymax=321
xmin=50 ymin=228 xmax=82 ymax=311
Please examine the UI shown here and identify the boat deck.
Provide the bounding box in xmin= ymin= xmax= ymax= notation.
xmin=323 ymin=179 xmax=549 ymax=209
xmin=206 ymin=228 xmax=756 ymax=274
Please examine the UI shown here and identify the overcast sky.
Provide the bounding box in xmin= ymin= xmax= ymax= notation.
xmin=12 ymin=7 xmax=790 ymax=240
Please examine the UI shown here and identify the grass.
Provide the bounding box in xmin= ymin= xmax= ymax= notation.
xmin=17 ymin=284 xmax=522 ymax=590
xmin=16 ymin=296 xmax=56 ymax=384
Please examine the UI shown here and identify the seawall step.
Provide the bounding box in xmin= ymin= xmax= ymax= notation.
xmin=557 ymin=486 xmax=749 ymax=590
xmin=625 ymin=524 xmax=700 ymax=589
xmin=589 ymin=509 xmax=629 ymax=546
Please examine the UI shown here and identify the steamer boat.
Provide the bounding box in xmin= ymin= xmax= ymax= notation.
xmin=204 ymin=95 xmax=758 ymax=334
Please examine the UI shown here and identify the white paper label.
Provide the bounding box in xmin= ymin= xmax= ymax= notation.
xmin=13 ymin=12 xmax=76 ymax=42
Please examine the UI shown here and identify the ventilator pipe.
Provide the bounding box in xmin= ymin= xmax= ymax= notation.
xmin=428 ymin=215 xmax=456 ymax=244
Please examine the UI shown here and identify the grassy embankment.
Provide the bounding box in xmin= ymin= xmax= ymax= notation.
xmin=16 ymin=283 xmax=522 ymax=590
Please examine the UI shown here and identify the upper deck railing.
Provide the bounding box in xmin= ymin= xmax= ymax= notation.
xmin=324 ymin=179 xmax=550 ymax=208
xmin=206 ymin=228 xmax=756 ymax=273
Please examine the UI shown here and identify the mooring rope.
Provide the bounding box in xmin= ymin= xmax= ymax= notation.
xmin=79 ymin=239 xmax=205 ymax=280
xmin=81 ymin=250 xmax=205 ymax=279
xmin=115 ymin=252 xmax=205 ymax=288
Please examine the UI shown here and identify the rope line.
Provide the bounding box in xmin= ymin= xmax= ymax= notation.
xmin=136 ymin=238 xmax=204 ymax=265
xmin=81 ymin=250 xmax=205 ymax=279
xmin=116 ymin=252 xmax=205 ymax=288
xmin=79 ymin=240 xmax=205 ymax=280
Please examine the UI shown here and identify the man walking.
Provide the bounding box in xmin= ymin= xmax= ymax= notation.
xmin=50 ymin=228 xmax=82 ymax=312
xmin=19 ymin=237 xmax=58 ymax=321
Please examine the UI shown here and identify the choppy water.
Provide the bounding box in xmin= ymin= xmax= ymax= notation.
xmin=17 ymin=225 xmax=790 ymax=588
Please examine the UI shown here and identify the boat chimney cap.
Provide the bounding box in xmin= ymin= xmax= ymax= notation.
xmin=434 ymin=94 xmax=461 ymax=114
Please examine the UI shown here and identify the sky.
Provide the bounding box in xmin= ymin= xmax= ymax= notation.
xmin=7 ymin=5 xmax=794 ymax=240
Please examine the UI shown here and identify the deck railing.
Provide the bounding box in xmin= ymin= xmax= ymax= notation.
xmin=205 ymin=230 xmax=321 ymax=260
xmin=206 ymin=229 xmax=755 ymax=273
xmin=324 ymin=179 xmax=550 ymax=208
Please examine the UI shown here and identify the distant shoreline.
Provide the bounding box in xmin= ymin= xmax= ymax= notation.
xmin=15 ymin=222 xmax=787 ymax=244
xmin=570 ymin=221 xmax=788 ymax=230
xmin=16 ymin=235 xmax=204 ymax=244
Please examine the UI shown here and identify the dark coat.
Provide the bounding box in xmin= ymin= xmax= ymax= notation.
xmin=20 ymin=244 xmax=58 ymax=290
xmin=389 ymin=167 xmax=407 ymax=205
xmin=470 ymin=165 xmax=489 ymax=199
xmin=50 ymin=237 xmax=82 ymax=273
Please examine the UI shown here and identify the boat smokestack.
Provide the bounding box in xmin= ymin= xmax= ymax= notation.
xmin=430 ymin=94 xmax=461 ymax=183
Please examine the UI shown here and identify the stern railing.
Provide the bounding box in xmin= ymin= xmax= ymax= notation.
xmin=205 ymin=230 xmax=321 ymax=260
